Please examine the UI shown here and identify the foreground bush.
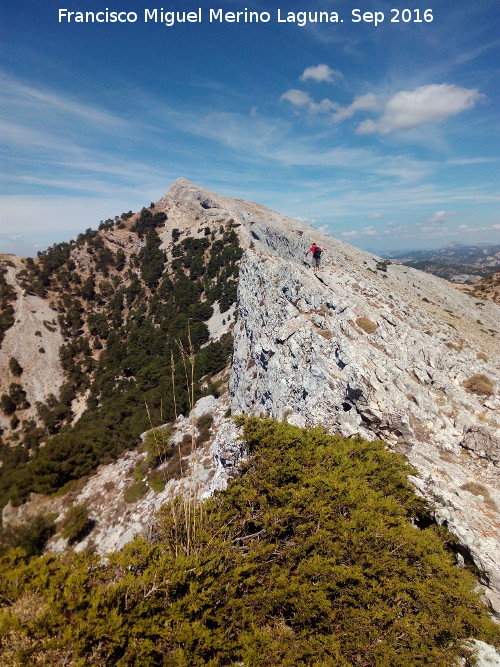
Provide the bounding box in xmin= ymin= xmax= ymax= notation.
xmin=0 ymin=418 xmax=498 ymax=665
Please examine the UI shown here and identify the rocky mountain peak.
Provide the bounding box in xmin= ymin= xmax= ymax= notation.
xmin=1 ymin=179 xmax=499 ymax=617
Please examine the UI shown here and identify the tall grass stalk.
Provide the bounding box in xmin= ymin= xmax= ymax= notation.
xmin=176 ymin=323 xmax=201 ymax=556
xmin=142 ymin=327 xmax=206 ymax=558
xmin=170 ymin=350 xmax=183 ymax=478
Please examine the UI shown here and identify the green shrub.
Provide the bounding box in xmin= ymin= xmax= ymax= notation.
xmin=124 ymin=481 xmax=148 ymax=503
xmin=9 ymin=357 xmax=23 ymax=376
xmin=8 ymin=383 xmax=30 ymax=410
xmin=144 ymin=426 xmax=173 ymax=467
xmin=375 ymin=259 xmax=391 ymax=272
xmin=0 ymin=265 xmax=16 ymax=344
xmin=0 ymin=513 xmax=56 ymax=557
xmin=0 ymin=419 xmax=497 ymax=665
xmin=60 ymin=504 xmax=92 ymax=543
xmin=0 ymin=393 xmax=16 ymax=415
xmin=148 ymin=475 xmax=166 ymax=493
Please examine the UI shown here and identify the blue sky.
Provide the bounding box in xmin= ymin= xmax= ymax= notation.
xmin=1 ymin=0 xmax=499 ymax=255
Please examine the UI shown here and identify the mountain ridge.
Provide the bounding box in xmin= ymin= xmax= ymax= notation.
xmin=1 ymin=178 xmax=499 ymax=617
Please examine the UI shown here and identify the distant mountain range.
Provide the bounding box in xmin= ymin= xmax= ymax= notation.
xmin=383 ymin=243 xmax=500 ymax=283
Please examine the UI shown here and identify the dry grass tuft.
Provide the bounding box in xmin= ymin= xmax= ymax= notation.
xmin=356 ymin=317 xmax=378 ymax=334
xmin=316 ymin=327 xmax=334 ymax=339
xmin=460 ymin=481 xmax=497 ymax=510
xmin=463 ymin=374 xmax=495 ymax=397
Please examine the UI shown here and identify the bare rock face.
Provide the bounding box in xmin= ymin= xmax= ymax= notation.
xmin=460 ymin=426 xmax=499 ymax=466
xmin=0 ymin=256 xmax=65 ymax=434
xmin=154 ymin=179 xmax=499 ymax=615
xmin=157 ymin=181 xmax=500 ymax=613
xmin=231 ymin=252 xmax=500 ymax=610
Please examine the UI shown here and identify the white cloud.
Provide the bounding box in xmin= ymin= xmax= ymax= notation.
xmin=282 ymin=93 xmax=339 ymax=116
xmin=300 ymin=64 xmax=343 ymax=83
xmin=333 ymin=93 xmax=379 ymax=122
xmin=369 ymin=213 xmax=382 ymax=219
xmin=426 ymin=210 xmax=456 ymax=225
xmin=341 ymin=225 xmax=377 ymax=238
xmin=309 ymin=98 xmax=339 ymax=114
xmin=0 ymin=234 xmax=23 ymax=242
xmin=357 ymin=84 xmax=482 ymax=134
xmin=280 ymin=89 xmax=312 ymax=107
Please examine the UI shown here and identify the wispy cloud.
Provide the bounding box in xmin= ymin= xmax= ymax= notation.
xmin=333 ymin=93 xmax=379 ymax=122
xmin=342 ymin=225 xmax=377 ymax=238
xmin=0 ymin=71 xmax=130 ymax=131
xmin=0 ymin=233 xmax=23 ymax=242
xmin=426 ymin=210 xmax=456 ymax=225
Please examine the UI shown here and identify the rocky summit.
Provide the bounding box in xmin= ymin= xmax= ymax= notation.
xmin=1 ymin=178 xmax=499 ymax=618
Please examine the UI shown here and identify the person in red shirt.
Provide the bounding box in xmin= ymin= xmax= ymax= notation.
xmin=306 ymin=242 xmax=323 ymax=272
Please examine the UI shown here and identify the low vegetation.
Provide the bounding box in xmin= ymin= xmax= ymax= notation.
xmin=0 ymin=513 xmax=56 ymax=558
xmin=0 ymin=263 xmax=16 ymax=346
xmin=8 ymin=357 xmax=23 ymax=377
xmin=123 ymin=481 xmax=148 ymax=504
xmin=356 ymin=317 xmax=378 ymax=334
xmin=60 ymin=504 xmax=92 ymax=543
xmin=463 ymin=374 xmax=495 ymax=397
xmin=0 ymin=418 xmax=498 ymax=665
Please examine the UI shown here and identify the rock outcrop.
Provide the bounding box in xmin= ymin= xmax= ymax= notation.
xmin=44 ymin=393 xmax=242 ymax=555
xmin=0 ymin=256 xmax=65 ymax=433
xmin=156 ymin=180 xmax=500 ymax=615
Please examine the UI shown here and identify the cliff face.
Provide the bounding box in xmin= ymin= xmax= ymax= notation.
xmin=1 ymin=179 xmax=499 ymax=615
xmin=158 ymin=181 xmax=500 ymax=613
xmin=0 ymin=256 xmax=65 ymax=434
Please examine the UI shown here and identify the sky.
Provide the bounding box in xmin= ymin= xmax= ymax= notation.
xmin=0 ymin=0 xmax=499 ymax=256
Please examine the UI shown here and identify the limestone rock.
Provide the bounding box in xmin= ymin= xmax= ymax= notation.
xmin=160 ymin=181 xmax=500 ymax=612
xmin=460 ymin=425 xmax=499 ymax=466
xmin=152 ymin=179 xmax=500 ymax=616
xmin=0 ymin=256 xmax=65 ymax=434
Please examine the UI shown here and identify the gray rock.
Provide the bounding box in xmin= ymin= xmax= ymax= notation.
xmin=460 ymin=426 xmax=499 ymax=466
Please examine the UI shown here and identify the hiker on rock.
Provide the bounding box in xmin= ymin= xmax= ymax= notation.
xmin=306 ymin=242 xmax=323 ymax=272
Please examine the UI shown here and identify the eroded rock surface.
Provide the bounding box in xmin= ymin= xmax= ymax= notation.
xmin=0 ymin=256 xmax=65 ymax=433
xmin=154 ymin=180 xmax=500 ymax=613
xmin=165 ymin=178 xmax=500 ymax=615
